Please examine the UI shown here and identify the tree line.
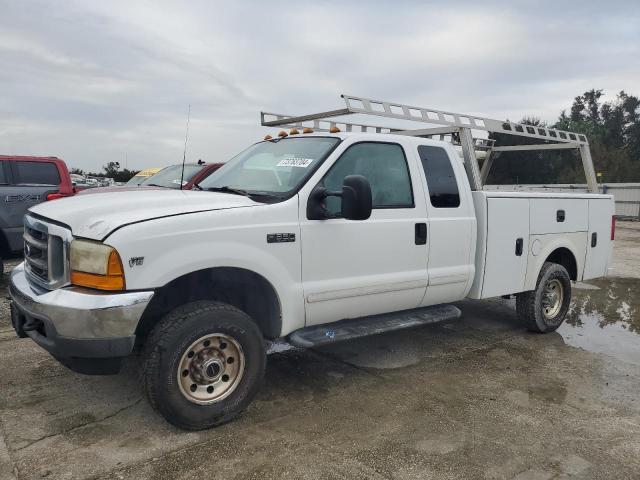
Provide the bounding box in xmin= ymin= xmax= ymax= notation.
xmin=486 ymin=89 xmax=640 ymax=184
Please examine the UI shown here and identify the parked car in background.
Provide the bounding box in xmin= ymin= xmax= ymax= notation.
xmin=78 ymin=162 xmax=224 ymax=195
xmin=141 ymin=163 xmax=224 ymax=189
xmin=70 ymin=173 xmax=91 ymax=191
xmin=0 ymin=155 xmax=75 ymax=274
xmin=126 ymin=167 xmax=163 ymax=186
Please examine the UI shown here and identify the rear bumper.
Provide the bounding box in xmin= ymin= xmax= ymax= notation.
xmin=10 ymin=263 xmax=154 ymax=374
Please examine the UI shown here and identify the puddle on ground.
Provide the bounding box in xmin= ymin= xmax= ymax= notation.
xmin=559 ymin=277 xmax=640 ymax=365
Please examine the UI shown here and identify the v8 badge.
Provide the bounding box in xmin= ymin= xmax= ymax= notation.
xmin=129 ymin=257 xmax=144 ymax=267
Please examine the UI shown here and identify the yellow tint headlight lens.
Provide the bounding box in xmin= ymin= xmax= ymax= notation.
xmin=70 ymin=240 xmax=125 ymax=291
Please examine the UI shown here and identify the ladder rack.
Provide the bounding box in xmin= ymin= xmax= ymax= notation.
xmin=260 ymin=112 xmax=495 ymax=151
xmin=260 ymin=94 xmax=597 ymax=192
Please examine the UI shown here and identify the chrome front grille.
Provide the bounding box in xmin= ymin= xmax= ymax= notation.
xmin=23 ymin=215 xmax=71 ymax=290
xmin=24 ymin=226 xmax=49 ymax=282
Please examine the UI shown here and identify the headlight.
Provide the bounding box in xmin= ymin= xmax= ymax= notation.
xmin=70 ymin=240 xmax=125 ymax=291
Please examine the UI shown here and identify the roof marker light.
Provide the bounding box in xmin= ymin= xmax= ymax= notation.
xmin=329 ymin=126 xmax=341 ymax=133
xmin=278 ymin=130 xmax=288 ymax=137
xmin=289 ymin=128 xmax=299 ymax=135
xmin=303 ymin=127 xmax=314 ymax=134
xmin=264 ymin=134 xmax=273 ymax=140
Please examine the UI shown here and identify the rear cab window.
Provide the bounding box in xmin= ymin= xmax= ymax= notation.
xmin=417 ymin=145 xmax=460 ymax=208
xmin=13 ymin=161 xmax=60 ymax=186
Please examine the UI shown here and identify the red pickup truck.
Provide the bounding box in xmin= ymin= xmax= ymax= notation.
xmin=0 ymin=156 xmax=75 ymax=274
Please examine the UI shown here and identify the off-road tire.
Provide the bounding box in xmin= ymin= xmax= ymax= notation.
xmin=516 ymin=262 xmax=571 ymax=333
xmin=142 ymin=301 xmax=266 ymax=430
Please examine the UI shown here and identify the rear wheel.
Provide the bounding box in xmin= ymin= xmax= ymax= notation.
xmin=516 ymin=262 xmax=571 ymax=333
xmin=142 ymin=301 xmax=266 ymax=430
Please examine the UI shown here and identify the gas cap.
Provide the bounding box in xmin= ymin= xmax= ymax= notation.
xmin=531 ymin=239 xmax=542 ymax=256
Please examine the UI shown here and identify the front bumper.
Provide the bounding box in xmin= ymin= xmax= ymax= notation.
xmin=10 ymin=263 xmax=154 ymax=373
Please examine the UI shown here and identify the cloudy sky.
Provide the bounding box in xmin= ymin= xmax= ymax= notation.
xmin=1 ymin=0 xmax=639 ymax=172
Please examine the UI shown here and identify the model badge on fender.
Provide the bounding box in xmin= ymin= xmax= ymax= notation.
xmin=267 ymin=233 xmax=295 ymax=243
xmin=129 ymin=257 xmax=144 ymax=267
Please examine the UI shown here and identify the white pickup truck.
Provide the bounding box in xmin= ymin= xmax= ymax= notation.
xmin=10 ymin=95 xmax=615 ymax=430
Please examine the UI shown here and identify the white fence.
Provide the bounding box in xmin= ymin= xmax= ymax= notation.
xmin=485 ymin=183 xmax=640 ymax=220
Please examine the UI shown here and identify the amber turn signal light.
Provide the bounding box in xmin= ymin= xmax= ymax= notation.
xmin=71 ymin=250 xmax=125 ymax=291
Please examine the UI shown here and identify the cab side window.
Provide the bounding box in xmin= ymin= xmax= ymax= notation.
xmin=417 ymin=145 xmax=460 ymax=208
xmin=321 ymin=142 xmax=413 ymax=216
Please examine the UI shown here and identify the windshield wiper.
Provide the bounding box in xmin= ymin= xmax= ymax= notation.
xmin=206 ymin=186 xmax=284 ymax=202
xmin=207 ymin=186 xmax=251 ymax=197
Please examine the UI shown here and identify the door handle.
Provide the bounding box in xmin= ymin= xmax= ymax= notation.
xmin=415 ymin=223 xmax=427 ymax=245
xmin=515 ymin=238 xmax=524 ymax=256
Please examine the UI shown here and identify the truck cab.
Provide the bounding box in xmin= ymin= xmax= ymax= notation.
xmin=9 ymin=95 xmax=614 ymax=430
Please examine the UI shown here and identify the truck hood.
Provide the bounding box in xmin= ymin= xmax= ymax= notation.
xmin=30 ymin=189 xmax=259 ymax=241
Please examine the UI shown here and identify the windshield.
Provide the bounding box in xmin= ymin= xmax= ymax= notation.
xmin=141 ymin=164 xmax=203 ymax=188
xmin=199 ymin=137 xmax=340 ymax=196
xmin=126 ymin=175 xmax=148 ymax=185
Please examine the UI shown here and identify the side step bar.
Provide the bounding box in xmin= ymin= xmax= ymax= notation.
xmin=288 ymin=304 xmax=461 ymax=348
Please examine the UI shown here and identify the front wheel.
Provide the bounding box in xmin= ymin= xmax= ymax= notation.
xmin=516 ymin=262 xmax=571 ymax=333
xmin=142 ymin=301 xmax=266 ymax=430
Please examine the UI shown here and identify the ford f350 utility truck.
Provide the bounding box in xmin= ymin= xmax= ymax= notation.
xmin=10 ymin=95 xmax=614 ymax=430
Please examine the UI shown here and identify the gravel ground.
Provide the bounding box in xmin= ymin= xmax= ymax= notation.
xmin=0 ymin=223 xmax=638 ymax=480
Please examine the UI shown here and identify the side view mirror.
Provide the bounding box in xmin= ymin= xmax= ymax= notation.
xmin=341 ymin=175 xmax=372 ymax=220
xmin=307 ymin=175 xmax=372 ymax=221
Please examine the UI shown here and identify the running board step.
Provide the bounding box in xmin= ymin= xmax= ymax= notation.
xmin=288 ymin=304 xmax=461 ymax=348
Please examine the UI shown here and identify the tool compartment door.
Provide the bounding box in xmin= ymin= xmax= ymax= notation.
xmin=481 ymin=198 xmax=530 ymax=298
xmin=530 ymin=198 xmax=588 ymax=234
xmin=583 ymin=198 xmax=614 ymax=280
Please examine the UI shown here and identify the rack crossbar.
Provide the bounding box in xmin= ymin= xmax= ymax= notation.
xmin=261 ymin=112 xmax=402 ymax=134
xmin=492 ymin=143 xmax=581 ymax=152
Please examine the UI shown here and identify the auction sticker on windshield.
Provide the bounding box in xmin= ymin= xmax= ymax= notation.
xmin=277 ymin=156 xmax=314 ymax=168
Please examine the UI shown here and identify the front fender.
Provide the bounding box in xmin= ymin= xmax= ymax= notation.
xmin=105 ymin=200 xmax=306 ymax=336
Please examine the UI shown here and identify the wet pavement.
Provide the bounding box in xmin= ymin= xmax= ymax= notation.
xmin=0 ymin=224 xmax=639 ymax=479
xmin=561 ymin=278 xmax=640 ymax=366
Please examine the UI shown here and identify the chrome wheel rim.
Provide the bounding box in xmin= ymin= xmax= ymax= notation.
xmin=542 ymin=279 xmax=564 ymax=320
xmin=177 ymin=333 xmax=245 ymax=405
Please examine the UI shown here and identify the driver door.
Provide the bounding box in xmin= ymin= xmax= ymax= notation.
xmin=299 ymin=140 xmax=429 ymax=326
